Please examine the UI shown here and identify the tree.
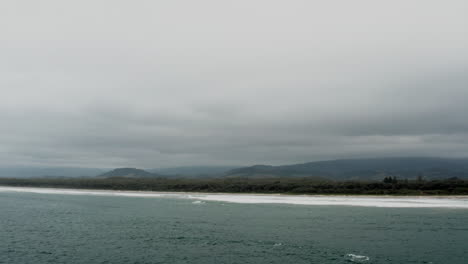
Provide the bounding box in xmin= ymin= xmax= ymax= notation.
xmin=417 ymin=173 xmax=424 ymax=182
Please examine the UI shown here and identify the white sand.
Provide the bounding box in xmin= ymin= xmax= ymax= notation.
xmin=1 ymin=186 xmax=468 ymax=208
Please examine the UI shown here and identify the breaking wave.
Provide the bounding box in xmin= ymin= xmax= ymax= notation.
xmin=345 ymin=254 xmax=370 ymax=263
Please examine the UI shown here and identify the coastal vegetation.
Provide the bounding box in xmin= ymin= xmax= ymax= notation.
xmin=1 ymin=177 xmax=467 ymax=195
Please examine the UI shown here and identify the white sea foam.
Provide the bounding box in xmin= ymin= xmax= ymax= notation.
xmin=345 ymin=254 xmax=370 ymax=263
xmin=1 ymin=186 xmax=468 ymax=208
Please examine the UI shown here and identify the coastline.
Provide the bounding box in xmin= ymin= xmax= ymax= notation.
xmin=1 ymin=186 xmax=468 ymax=208
xmin=2 ymin=184 xmax=468 ymax=198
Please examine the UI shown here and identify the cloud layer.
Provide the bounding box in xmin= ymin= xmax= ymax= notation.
xmin=1 ymin=0 xmax=468 ymax=167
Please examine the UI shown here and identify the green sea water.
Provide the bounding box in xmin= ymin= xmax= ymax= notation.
xmin=0 ymin=191 xmax=467 ymax=264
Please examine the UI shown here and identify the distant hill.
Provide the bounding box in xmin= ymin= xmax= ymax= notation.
xmin=3 ymin=157 xmax=468 ymax=180
xmin=0 ymin=167 xmax=107 ymax=178
xmin=226 ymin=157 xmax=468 ymax=180
xmin=98 ymin=168 xmax=158 ymax=178
xmin=150 ymin=166 xmax=237 ymax=177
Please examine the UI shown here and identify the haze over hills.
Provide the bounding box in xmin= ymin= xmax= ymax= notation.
xmin=0 ymin=166 xmax=235 ymax=179
xmin=149 ymin=166 xmax=238 ymax=177
xmin=226 ymin=157 xmax=468 ymax=180
xmin=2 ymin=157 xmax=468 ymax=180
xmin=97 ymin=168 xmax=159 ymax=178
xmin=0 ymin=167 xmax=107 ymax=178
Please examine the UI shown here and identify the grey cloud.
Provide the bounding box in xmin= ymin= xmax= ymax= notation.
xmin=1 ymin=0 xmax=468 ymax=168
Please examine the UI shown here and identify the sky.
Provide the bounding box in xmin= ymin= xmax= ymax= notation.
xmin=1 ymin=0 xmax=468 ymax=168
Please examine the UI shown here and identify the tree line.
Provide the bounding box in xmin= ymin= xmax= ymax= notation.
xmin=0 ymin=176 xmax=467 ymax=195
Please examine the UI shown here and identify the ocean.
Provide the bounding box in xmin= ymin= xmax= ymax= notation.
xmin=1 ymin=187 xmax=467 ymax=263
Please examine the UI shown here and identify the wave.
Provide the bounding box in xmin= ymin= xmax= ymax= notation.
xmin=1 ymin=186 xmax=467 ymax=208
xmin=345 ymin=254 xmax=370 ymax=263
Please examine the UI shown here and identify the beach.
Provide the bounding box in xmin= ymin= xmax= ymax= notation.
xmin=1 ymin=186 xmax=467 ymax=208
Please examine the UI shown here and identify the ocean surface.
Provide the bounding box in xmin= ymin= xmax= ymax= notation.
xmin=1 ymin=187 xmax=467 ymax=264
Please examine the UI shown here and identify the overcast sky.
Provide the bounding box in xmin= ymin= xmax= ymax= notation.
xmin=1 ymin=0 xmax=468 ymax=168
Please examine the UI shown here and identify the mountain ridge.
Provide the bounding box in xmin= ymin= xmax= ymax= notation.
xmin=2 ymin=157 xmax=468 ymax=180
xmin=97 ymin=168 xmax=158 ymax=178
xmin=225 ymin=157 xmax=468 ymax=180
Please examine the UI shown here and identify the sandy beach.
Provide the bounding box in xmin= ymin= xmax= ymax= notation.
xmin=1 ymin=186 xmax=468 ymax=208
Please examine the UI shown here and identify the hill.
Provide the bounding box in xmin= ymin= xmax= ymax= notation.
xmin=3 ymin=157 xmax=468 ymax=180
xmin=98 ymin=168 xmax=158 ymax=178
xmin=149 ymin=166 xmax=237 ymax=177
xmin=225 ymin=157 xmax=468 ymax=180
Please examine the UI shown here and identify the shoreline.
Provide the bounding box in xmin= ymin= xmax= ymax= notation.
xmin=1 ymin=186 xmax=468 ymax=208
xmin=2 ymin=184 xmax=468 ymax=198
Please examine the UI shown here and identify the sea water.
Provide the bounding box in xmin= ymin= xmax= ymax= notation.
xmin=0 ymin=188 xmax=467 ymax=263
